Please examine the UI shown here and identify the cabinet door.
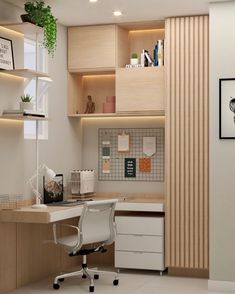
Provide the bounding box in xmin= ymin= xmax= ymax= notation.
xmin=68 ymin=25 xmax=116 ymax=71
xmin=116 ymin=67 xmax=165 ymax=114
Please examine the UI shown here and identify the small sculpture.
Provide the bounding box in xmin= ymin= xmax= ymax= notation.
xmin=84 ymin=95 xmax=95 ymax=114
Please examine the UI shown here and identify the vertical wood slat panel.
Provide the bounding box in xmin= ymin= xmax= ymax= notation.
xmin=165 ymin=15 xmax=209 ymax=269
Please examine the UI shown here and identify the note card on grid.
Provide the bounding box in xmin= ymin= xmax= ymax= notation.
xmin=118 ymin=133 xmax=130 ymax=152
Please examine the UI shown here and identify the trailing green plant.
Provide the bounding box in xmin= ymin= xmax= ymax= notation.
xmin=20 ymin=94 xmax=33 ymax=102
xmin=131 ymin=53 xmax=138 ymax=59
xmin=24 ymin=0 xmax=57 ymax=56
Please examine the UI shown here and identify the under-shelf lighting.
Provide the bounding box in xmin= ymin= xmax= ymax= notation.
xmin=89 ymin=0 xmax=98 ymax=2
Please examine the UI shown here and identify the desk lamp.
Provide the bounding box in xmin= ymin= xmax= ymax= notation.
xmin=29 ymin=163 xmax=56 ymax=209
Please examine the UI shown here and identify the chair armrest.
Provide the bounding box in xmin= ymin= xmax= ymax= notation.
xmin=53 ymin=223 xmax=81 ymax=245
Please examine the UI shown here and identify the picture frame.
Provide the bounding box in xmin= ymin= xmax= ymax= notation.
xmin=0 ymin=37 xmax=14 ymax=70
xmin=219 ymin=78 xmax=235 ymax=139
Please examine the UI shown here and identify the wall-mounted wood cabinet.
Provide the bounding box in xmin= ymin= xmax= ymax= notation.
xmin=116 ymin=67 xmax=165 ymax=115
xmin=67 ymin=21 xmax=165 ymax=117
xmin=68 ymin=25 xmax=129 ymax=71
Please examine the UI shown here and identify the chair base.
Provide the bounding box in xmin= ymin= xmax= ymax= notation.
xmin=53 ymin=255 xmax=119 ymax=292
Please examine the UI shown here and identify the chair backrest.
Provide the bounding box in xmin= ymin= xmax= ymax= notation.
xmin=78 ymin=199 xmax=118 ymax=246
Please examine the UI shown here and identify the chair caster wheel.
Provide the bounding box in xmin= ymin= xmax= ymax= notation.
xmin=58 ymin=278 xmax=64 ymax=282
xmin=113 ymin=279 xmax=119 ymax=286
xmin=82 ymin=274 xmax=87 ymax=279
xmin=89 ymin=285 xmax=94 ymax=292
xmin=53 ymin=283 xmax=60 ymax=290
xmin=94 ymin=274 xmax=99 ymax=280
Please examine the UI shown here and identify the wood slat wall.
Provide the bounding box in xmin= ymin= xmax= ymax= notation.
xmin=165 ymin=15 xmax=209 ymax=269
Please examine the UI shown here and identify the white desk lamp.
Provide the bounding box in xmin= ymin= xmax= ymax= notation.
xmin=29 ymin=163 xmax=56 ymax=209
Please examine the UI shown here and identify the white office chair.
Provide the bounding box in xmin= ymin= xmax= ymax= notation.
xmin=52 ymin=199 xmax=119 ymax=292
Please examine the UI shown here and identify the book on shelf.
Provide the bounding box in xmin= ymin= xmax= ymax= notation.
xmin=154 ymin=39 xmax=164 ymax=66
xmin=2 ymin=109 xmax=45 ymax=117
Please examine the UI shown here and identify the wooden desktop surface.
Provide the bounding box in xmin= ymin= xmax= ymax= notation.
xmin=0 ymin=194 xmax=165 ymax=224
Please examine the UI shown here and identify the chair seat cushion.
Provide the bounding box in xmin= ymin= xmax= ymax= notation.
xmin=57 ymin=234 xmax=80 ymax=249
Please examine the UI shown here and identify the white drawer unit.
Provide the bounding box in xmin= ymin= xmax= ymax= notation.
xmin=115 ymin=216 xmax=165 ymax=272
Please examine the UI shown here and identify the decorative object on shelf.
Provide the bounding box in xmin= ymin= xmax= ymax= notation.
xmin=103 ymin=95 xmax=115 ymax=113
xmin=84 ymin=95 xmax=95 ymax=113
xmin=28 ymin=163 xmax=56 ymax=209
xmin=20 ymin=93 xmax=35 ymax=111
xmin=219 ymin=78 xmax=235 ymax=139
xmin=130 ymin=52 xmax=138 ymax=66
xmin=0 ymin=37 xmax=14 ymax=70
xmin=22 ymin=0 xmax=57 ymax=56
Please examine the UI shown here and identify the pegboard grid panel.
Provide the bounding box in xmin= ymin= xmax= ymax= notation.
xmin=98 ymin=128 xmax=164 ymax=181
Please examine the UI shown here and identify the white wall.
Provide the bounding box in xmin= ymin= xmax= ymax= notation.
xmin=82 ymin=116 xmax=165 ymax=193
xmin=0 ymin=1 xmax=82 ymax=200
xmin=210 ymin=1 xmax=235 ymax=284
xmin=23 ymin=23 xmax=82 ymax=198
xmin=0 ymin=2 xmax=24 ymax=195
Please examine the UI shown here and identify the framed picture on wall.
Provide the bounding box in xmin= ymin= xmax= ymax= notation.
xmin=0 ymin=37 xmax=14 ymax=70
xmin=219 ymin=78 xmax=235 ymax=139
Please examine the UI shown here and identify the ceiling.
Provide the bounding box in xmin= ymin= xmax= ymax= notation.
xmin=5 ymin=0 xmax=227 ymax=27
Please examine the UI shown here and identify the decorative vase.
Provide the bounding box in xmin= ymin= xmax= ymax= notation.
xmin=130 ymin=58 xmax=138 ymax=66
xmin=20 ymin=102 xmax=35 ymax=111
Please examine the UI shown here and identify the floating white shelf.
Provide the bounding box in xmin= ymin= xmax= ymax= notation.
xmin=0 ymin=115 xmax=48 ymax=121
xmin=0 ymin=22 xmax=43 ymax=40
xmin=0 ymin=69 xmax=50 ymax=79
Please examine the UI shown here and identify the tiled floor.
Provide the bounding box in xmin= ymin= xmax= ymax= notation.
xmin=8 ymin=269 xmax=228 ymax=294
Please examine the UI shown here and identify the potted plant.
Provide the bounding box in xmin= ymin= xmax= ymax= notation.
xmin=20 ymin=94 xmax=35 ymax=111
xmin=21 ymin=0 xmax=57 ymax=57
xmin=130 ymin=52 xmax=138 ymax=66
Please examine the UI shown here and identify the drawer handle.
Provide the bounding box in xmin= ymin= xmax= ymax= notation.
xmin=133 ymin=234 xmax=144 ymax=237
xmin=132 ymin=251 xmax=144 ymax=254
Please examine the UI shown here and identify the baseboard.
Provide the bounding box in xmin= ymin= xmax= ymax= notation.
xmin=208 ymin=280 xmax=235 ymax=292
xmin=168 ymin=267 xmax=209 ymax=278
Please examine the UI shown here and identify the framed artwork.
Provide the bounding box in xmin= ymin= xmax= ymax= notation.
xmin=0 ymin=37 xmax=14 ymax=70
xmin=219 ymin=78 xmax=235 ymax=139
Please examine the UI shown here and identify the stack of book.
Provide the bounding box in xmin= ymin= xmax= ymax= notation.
xmin=2 ymin=109 xmax=45 ymax=117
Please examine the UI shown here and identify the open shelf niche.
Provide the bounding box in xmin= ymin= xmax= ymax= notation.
xmin=67 ymin=20 xmax=165 ymax=117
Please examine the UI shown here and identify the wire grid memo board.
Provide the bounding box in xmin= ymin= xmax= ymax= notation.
xmin=98 ymin=128 xmax=164 ymax=181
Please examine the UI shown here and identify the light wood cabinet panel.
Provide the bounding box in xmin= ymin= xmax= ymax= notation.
xmin=68 ymin=25 xmax=116 ymax=70
xmin=0 ymin=223 xmax=17 ymax=294
xmin=116 ymin=67 xmax=165 ymax=114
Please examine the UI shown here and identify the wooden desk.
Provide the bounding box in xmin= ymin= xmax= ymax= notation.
xmin=0 ymin=198 xmax=164 ymax=294
xmin=0 ymin=199 xmax=164 ymax=224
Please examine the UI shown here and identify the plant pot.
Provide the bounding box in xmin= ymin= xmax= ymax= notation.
xmin=20 ymin=102 xmax=35 ymax=111
xmin=130 ymin=58 xmax=138 ymax=66
xmin=21 ymin=14 xmax=34 ymax=24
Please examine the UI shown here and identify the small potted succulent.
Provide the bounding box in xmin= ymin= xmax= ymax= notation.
xmin=21 ymin=0 xmax=57 ymax=57
xmin=20 ymin=94 xmax=35 ymax=111
xmin=130 ymin=52 xmax=138 ymax=66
